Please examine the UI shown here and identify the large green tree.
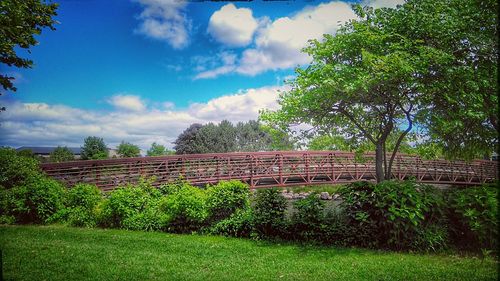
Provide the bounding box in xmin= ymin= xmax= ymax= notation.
xmin=116 ymin=141 xmax=140 ymax=158
xmin=385 ymin=0 xmax=498 ymax=158
xmin=174 ymin=120 xmax=286 ymax=154
xmin=261 ymin=5 xmax=442 ymax=182
xmin=0 ymin=0 xmax=58 ymax=110
xmin=174 ymin=123 xmax=203 ymax=154
xmin=235 ymin=120 xmax=275 ymax=152
xmin=146 ymin=142 xmax=174 ymax=156
xmin=80 ymin=136 xmax=108 ymax=160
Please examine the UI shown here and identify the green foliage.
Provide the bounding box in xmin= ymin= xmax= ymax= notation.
xmin=388 ymin=0 xmax=498 ymax=159
xmin=290 ymin=194 xmax=325 ymax=242
xmin=80 ymin=136 xmax=109 ymax=160
xmin=97 ymin=179 xmax=165 ymax=231
xmin=0 ymin=175 xmax=65 ymax=224
xmin=0 ymin=0 xmax=58 ymax=101
xmin=49 ymin=146 xmax=75 ymax=163
xmin=447 ymin=184 xmax=498 ymax=250
xmin=173 ymin=123 xmax=203 ymax=154
xmin=412 ymin=224 xmax=449 ymax=252
xmin=51 ymin=184 xmax=102 ymax=227
xmin=235 ymin=120 xmax=274 ymax=152
xmin=116 ymin=141 xmax=141 ymax=158
xmin=339 ymin=180 xmax=446 ymax=250
xmin=206 ymin=180 xmax=250 ymax=222
xmin=252 ymin=188 xmax=287 ymax=239
xmin=174 ymin=120 xmax=285 ymax=154
xmin=260 ymin=5 xmax=433 ymax=182
xmin=158 ymin=182 xmax=208 ymax=233
xmin=146 ymin=142 xmax=173 ymax=156
xmin=209 ymin=207 xmax=254 ymax=238
xmin=0 ymin=147 xmax=40 ymax=189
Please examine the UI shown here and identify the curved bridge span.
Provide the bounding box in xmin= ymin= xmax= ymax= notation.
xmin=41 ymin=151 xmax=498 ymax=191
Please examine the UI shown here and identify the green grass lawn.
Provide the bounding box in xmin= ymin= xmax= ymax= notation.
xmin=0 ymin=225 xmax=497 ymax=281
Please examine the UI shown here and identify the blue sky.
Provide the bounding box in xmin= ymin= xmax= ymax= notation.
xmin=0 ymin=0 xmax=402 ymax=151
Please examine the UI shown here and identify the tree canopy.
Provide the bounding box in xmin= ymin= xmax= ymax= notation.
xmin=116 ymin=141 xmax=141 ymax=158
xmin=146 ymin=142 xmax=174 ymax=156
xmin=0 ymin=0 xmax=58 ymax=110
xmin=261 ymin=1 xmax=498 ymax=181
xmin=262 ymin=4 xmax=440 ymax=181
xmin=173 ymin=120 xmax=287 ymax=154
xmin=385 ymin=0 xmax=498 ymax=158
xmin=80 ymin=136 xmax=108 ymax=160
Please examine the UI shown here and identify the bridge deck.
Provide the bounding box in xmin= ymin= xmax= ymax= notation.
xmin=40 ymin=151 xmax=499 ymax=191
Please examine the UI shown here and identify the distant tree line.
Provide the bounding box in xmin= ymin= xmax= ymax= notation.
xmin=173 ymin=120 xmax=294 ymax=154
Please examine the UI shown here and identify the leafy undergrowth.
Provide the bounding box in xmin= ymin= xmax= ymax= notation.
xmin=280 ymin=184 xmax=343 ymax=194
xmin=1 ymin=225 xmax=497 ymax=281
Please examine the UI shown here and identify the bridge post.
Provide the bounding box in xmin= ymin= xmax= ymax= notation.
xmin=216 ymin=156 xmax=220 ymax=182
xmin=250 ymin=155 xmax=254 ymax=188
xmin=305 ymin=153 xmax=310 ymax=184
xmin=279 ymin=153 xmax=283 ymax=185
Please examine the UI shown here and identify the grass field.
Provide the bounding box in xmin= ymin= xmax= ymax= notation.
xmin=0 ymin=225 xmax=497 ymax=281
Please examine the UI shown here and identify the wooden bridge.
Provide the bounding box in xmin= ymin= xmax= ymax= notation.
xmin=40 ymin=151 xmax=498 ymax=191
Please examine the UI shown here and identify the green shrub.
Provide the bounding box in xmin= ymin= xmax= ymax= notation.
xmin=290 ymin=194 xmax=325 ymax=242
xmin=339 ymin=180 xmax=446 ymax=250
xmin=412 ymin=224 xmax=449 ymax=252
xmin=0 ymin=147 xmax=41 ymax=189
xmin=0 ymin=175 xmax=65 ymax=224
xmin=252 ymin=188 xmax=287 ymax=239
xmin=121 ymin=204 xmax=170 ymax=231
xmin=98 ymin=179 xmax=165 ymax=231
xmin=206 ymin=180 xmax=250 ymax=222
xmin=159 ymin=182 xmax=208 ymax=233
xmin=51 ymin=184 xmax=102 ymax=227
xmin=447 ymin=183 xmax=498 ymax=250
xmin=209 ymin=207 xmax=254 ymax=238
xmin=337 ymin=181 xmax=379 ymax=248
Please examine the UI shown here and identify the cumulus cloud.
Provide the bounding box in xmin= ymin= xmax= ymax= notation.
xmin=108 ymin=94 xmax=147 ymax=112
xmin=193 ymin=52 xmax=237 ymax=79
xmin=207 ymin=4 xmax=259 ymax=47
xmin=363 ymin=0 xmax=404 ymax=9
xmin=0 ymin=85 xmax=286 ymax=151
xmin=196 ymin=0 xmax=405 ymax=78
xmin=134 ymin=0 xmax=190 ymax=49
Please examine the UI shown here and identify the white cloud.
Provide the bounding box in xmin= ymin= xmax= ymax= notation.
xmin=108 ymin=94 xmax=147 ymax=112
xmin=134 ymin=0 xmax=190 ymax=49
xmin=196 ymin=0 xmax=405 ymax=78
xmin=207 ymin=4 xmax=259 ymax=47
xmin=363 ymin=0 xmax=404 ymax=9
xmin=0 ymin=85 xmax=286 ymax=151
xmin=193 ymin=51 xmax=237 ymax=79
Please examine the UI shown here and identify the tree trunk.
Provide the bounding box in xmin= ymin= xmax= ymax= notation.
xmin=375 ymin=143 xmax=385 ymax=183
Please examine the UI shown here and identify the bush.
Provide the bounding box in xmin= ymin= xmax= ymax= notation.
xmin=339 ymin=180 xmax=446 ymax=250
xmin=97 ymin=179 xmax=165 ymax=231
xmin=158 ymin=182 xmax=208 ymax=233
xmin=51 ymin=184 xmax=102 ymax=227
xmin=209 ymin=207 xmax=254 ymax=238
xmin=252 ymin=188 xmax=287 ymax=239
xmin=290 ymin=194 xmax=325 ymax=242
xmin=0 ymin=147 xmax=41 ymax=189
xmin=447 ymin=183 xmax=498 ymax=250
xmin=206 ymin=180 xmax=250 ymax=222
xmin=0 ymin=175 xmax=65 ymax=224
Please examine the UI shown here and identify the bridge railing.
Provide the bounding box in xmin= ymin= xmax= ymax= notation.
xmin=40 ymin=151 xmax=498 ymax=191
